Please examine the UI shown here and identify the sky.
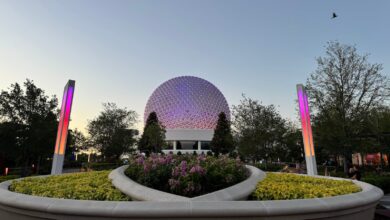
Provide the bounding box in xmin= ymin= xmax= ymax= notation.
xmin=0 ymin=0 xmax=389 ymax=133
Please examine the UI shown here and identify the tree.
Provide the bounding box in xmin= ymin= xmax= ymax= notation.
xmin=282 ymin=122 xmax=304 ymax=163
xmin=362 ymin=107 xmax=390 ymax=167
xmin=65 ymin=129 xmax=87 ymax=162
xmin=210 ymin=112 xmax=234 ymax=155
xmin=0 ymin=79 xmax=58 ymax=176
xmin=232 ymin=95 xmax=287 ymax=162
xmin=138 ymin=112 xmax=166 ymax=154
xmin=306 ymin=42 xmax=390 ymax=173
xmin=87 ymin=103 xmax=138 ymax=162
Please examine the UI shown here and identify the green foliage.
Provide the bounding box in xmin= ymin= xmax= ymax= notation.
xmin=211 ymin=112 xmax=234 ymax=154
xmin=82 ymin=162 xmax=120 ymax=171
xmin=254 ymin=163 xmax=285 ymax=172
xmin=10 ymin=171 xmax=130 ymax=201
xmin=65 ymin=129 xmax=87 ymax=161
xmin=0 ymin=79 xmax=58 ymax=176
xmin=125 ymin=154 xmax=248 ymax=197
xmin=307 ymin=42 xmax=390 ymax=171
xmin=138 ymin=112 xmax=166 ymax=153
xmin=362 ymin=175 xmax=390 ymax=194
xmin=252 ymin=173 xmax=361 ymax=200
xmin=0 ymin=175 xmax=20 ymax=183
xmin=233 ymin=96 xmax=287 ymax=161
xmin=87 ymin=103 xmax=138 ymax=162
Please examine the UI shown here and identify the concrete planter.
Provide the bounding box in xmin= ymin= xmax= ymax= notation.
xmin=0 ymin=172 xmax=383 ymax=220
xmin=108 ymin=165 xmax=265 ymax=201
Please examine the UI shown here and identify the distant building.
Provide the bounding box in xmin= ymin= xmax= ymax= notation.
xmin=144 ymin=76 xmax=230 ymax=154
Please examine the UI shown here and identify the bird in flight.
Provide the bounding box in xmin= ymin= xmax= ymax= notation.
xmin=332 ymin=12 xmax=338 ymax=19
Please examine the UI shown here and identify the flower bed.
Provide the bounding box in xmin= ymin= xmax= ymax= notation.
xmin=252 ymin=173 xmax=361 ymax=200
xmin=9 ymin=171 xmax=130 ymax=201
xmin=124 ymin=154 xmax=248 ymax=197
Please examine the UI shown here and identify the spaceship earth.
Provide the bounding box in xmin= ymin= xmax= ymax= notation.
xmin=144 ymin=76 xmax=230 ymax=130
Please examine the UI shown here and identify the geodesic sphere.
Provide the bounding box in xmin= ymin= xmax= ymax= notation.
xmin=144 ymin=76 xmax=230 ymax=129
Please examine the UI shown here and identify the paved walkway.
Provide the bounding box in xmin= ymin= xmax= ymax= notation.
xmin=380 ymin=194 xmax=390 ymax=209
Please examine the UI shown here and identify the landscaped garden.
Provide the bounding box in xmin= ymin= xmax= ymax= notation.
xmin=124 ymin=154 xmax=248 ymax=197
xmin=5 ymin=155 xmax=365 ymax=201
xmin=252 ymin=173 xmax=361 ymax=200
xmin=9 ymin=170 xmax=130 ymax=201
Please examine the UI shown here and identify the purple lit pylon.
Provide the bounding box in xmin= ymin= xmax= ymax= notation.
xmin=51 ymin=80 xmax=75 ymax=175
xmin=297 ymin=84 xmax=318 ymax=176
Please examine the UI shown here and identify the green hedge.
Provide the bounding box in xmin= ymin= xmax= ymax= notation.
xmin=9 ymin=171 xmax=130 ymax=201
xmin=253 ymin=163 xmax=285 ymax=172
xmin=82 ymin=163 xmax=120 ymax=171
xmin=362 ymin=175 xmax=390 ymax=194
xmin=0 ymin=175 xmax=20 ymax=183
xmin=252 ymin=173 xmax=361 ymax=200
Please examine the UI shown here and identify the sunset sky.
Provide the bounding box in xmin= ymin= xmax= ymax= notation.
xmin=1 ymin=0 xmax=389 ymax=133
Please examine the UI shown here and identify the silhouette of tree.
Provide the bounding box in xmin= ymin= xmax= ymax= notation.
xmin=210 ymin=112 xmax=234 ymax=155
xmin=138 ymin=112 xmax=166 ymax=154
xmin=0 ymin=79 xmax=58 ymax=176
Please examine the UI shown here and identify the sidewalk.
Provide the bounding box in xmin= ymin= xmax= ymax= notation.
xmin=375 ymin=194 xmax=390 ymax=220
xmin=380 ymin=194 xmax=390 ymax=209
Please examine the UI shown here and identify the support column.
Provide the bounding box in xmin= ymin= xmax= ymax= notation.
xmin=173 ymin=141 xmax=177 ymax=151
xmin=198 ymin=141 xmax=201 ymax=151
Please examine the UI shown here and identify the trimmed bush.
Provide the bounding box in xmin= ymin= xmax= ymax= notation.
xmin=82 ymin=162 xmax=119 ymax=171
xmin=125 ymin=154 xmax=248 ymax=197
xmin=9 ymin=171 xmax=130 ymax=201
xmin=253 ymin=163 xmax=285 ymax=172
xmin=362 ymin=175 xmax=390 ymax=194
xmin=0 ymin=175 xmax=20 ymax=183
xmin=252 ymin=173 xmax=361 ymax=200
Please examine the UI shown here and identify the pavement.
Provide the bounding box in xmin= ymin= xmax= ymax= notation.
xmin=375 ymin=194 xmax=390 ymax=220
xmin=380 ymin=194 xmax=390 ymax=209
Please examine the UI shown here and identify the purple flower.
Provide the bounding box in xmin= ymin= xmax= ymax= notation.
xmin=180 ymin=161 xmax=187 ymax=176
xmin=197 ymin=155 xmax=206 ymax=161
xmin=136 ymin=156 xmax=144 ymax=165
xmin=189 ymin=165 xmax=205 ymax=175
xmin=168 ymin=179 xmax=180 ymax=190
xmin=143 ymin=163 xmax=151 ymax=173
xmin=172 ymin=167 xmax=180 ymax=177
xmin=166 ymin=154 xmax=173 ymax=164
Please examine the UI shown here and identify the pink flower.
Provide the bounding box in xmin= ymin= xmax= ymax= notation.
xmin=189 ymin=165 xmax=205 ymax=175
xmin=136 ymin=156 xmax=144 ymax=165
xmin=180 ymin=161 xmax=187 ymax=176
xmin=168 ymin=179 xmax=180 ymax=190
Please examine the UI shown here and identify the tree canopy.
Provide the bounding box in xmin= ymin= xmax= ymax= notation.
xmin=87 ymin=103 xmax=138 ymax=162
xmin=307 ymin=41 xmax=390 ymax=172
xmin=0 ymin=79 xmax=58 ymax=175
xmin=232 ymin=95 xmax=292 ymax=162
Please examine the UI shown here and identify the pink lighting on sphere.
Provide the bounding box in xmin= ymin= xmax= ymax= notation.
xmin=144 ymin=76 xmax=230 ymax=130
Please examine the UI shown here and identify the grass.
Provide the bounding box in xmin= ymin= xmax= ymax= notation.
xmin=9 ymin=171 xmax=130 ymax=201
xmin=252 ymin=173 xmax=361 ymax=200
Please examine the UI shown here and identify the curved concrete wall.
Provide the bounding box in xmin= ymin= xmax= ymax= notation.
xmin=0 ymin=173 xmax=383 ymax=220
xmin=109 ymin=165 xmax=265 ymax=201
